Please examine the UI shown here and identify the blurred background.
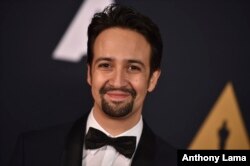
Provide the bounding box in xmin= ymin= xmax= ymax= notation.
xmin=1 ymin=0 xmax=250 ymax=165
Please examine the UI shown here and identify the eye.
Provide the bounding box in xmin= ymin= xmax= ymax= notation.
xmin=97 ymin=63 xmax=112 ymax=70
xmin=128 ymin=65 xmax=141 ymax=72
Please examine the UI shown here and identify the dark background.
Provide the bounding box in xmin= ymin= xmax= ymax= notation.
xmin=1 ymin=0 xmax=250 ymax=166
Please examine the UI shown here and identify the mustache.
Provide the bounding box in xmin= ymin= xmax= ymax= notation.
xmin=100 ymin=86 xmax=137 ymax=98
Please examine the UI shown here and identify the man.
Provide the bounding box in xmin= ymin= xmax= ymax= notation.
xmin=10 ymin=4 xmax=176 ymax=166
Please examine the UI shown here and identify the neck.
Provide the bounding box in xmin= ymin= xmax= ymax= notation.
xmin=92 ymin=104 xmax=142 ymax=136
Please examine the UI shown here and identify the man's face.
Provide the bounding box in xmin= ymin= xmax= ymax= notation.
xmin=87 ymin=27 xmax=160 ymax=119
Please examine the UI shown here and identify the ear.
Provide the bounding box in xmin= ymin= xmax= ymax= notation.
xmin=87 ymin=65 xmax=92 ymax=86
xmin=147 ymin=69 xmax=161 ymax=92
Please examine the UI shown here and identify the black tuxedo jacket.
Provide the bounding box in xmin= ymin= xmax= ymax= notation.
xmin=9 ymin=113 xmax=177 ymax=166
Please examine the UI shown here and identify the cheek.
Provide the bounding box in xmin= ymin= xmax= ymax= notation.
xmin=92 ymin=72 xmax=107 ymax=86
xmin=90 ymin=74 xmax=105 ymax=95
xmin=131 ymin=77 xmax=149 ymax=95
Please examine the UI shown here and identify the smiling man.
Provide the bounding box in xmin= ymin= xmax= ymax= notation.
xmin=10 ymin=4 xmax=176 ymax=166
xmin=81 ymin=4 xmax=176 ymax=165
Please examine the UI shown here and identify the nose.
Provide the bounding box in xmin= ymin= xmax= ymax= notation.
xmin=109 ymin=67 xmax=128 ymax=88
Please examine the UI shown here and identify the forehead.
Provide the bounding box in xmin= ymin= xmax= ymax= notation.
xmin=93 ymin=27 xmax=151 ymax=64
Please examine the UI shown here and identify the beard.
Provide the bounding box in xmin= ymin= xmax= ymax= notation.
xmin=99 ymin=85 xmax=137 ymax=118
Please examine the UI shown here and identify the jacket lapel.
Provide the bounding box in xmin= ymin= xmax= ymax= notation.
xmin=62 ymin=114 xmax=88 ymax=166
xmin=131 ymin=121 xmax=157 ymax=166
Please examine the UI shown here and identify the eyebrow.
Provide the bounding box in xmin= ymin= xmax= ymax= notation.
xmin=94 ymin=57 xmax=113 ymax=64
xmin=94 ymin=57 xmax=146 ymax=68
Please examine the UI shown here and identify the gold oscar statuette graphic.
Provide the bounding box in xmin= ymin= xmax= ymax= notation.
xmin=189 ymin=82 xmax=250 ymax=149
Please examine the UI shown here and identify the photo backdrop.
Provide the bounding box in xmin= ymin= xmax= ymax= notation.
xmin=1 ymin=0 xmax=250 ymax=166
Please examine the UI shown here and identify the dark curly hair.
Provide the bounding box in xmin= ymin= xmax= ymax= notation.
xmin=87 ymin=3 xmax=163 ymax=74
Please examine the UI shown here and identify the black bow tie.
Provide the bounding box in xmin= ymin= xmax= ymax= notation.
xmin=85 ymin=127 xmax=136 ymax=159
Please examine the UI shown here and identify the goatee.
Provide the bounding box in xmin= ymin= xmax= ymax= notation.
xmin=99 ymin=86 xmax=136 ymax=117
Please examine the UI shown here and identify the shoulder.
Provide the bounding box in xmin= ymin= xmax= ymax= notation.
xmin=21 ymin=121 xmax=74 ymax=146
xmin=147 ymin=126 xmax=177 ymax=165
xmin=9 ymin=121 xmax=76 ymax=166
xmin=154 ymin=135 xmax=177 ymax=165
xmin=133 ymin=121 xmax=177 ymax=166
xmin=18 ymin=114 xmax=89 ymax=146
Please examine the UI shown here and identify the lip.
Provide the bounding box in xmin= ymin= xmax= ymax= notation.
xmin=105 ymin=90 xmax=131 ymax=102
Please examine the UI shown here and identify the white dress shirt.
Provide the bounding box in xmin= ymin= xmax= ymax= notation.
xmin=82 ymin=109 xmax=143 ymax=166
